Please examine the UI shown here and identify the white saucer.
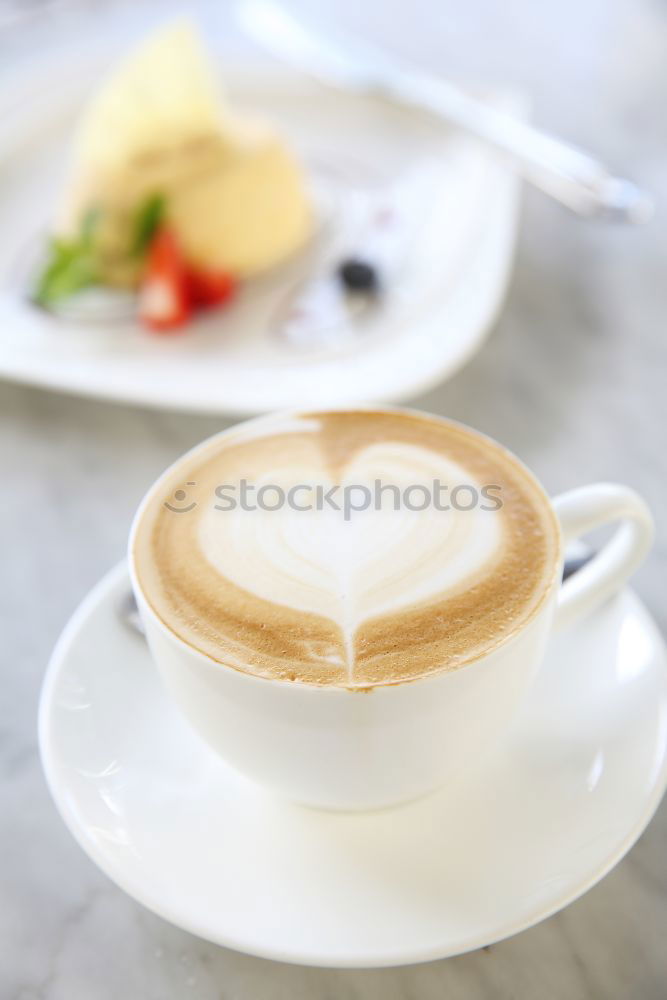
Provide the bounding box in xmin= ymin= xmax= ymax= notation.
xmin=0 ymin=34 xmax=521 ymax=415
xmin=39 ymin=563 xmax=667 ymax=968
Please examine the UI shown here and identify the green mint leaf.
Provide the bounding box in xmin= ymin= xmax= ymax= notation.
xmin=33 ymin=210 xmax=102 ymax=308
xmin=131 ymin=193 xmax=165 ymax=257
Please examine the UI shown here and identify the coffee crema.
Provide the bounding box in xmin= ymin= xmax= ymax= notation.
xmin=132 ymin=410 xmax=561 ymax=687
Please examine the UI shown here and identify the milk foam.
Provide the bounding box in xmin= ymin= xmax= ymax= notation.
xmin=133 ymin=410 xmax=561 ymax=686
xmin=198 ymin=444 xmax=500 ymax=660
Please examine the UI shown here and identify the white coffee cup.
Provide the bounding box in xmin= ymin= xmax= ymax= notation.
xmin=129 ymin=424 xmax=653 ymax=811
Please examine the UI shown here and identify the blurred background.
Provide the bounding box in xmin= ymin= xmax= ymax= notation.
xmin=1 ymin=1 xmax=665 ymax=997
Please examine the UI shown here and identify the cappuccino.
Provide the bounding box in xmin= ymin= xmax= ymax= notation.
xmin=132 ymin=410 xmax=561 ymax=686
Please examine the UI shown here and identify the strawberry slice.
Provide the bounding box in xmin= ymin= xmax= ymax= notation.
xmin=139 ymin=227 xmax=191 ymax=332
xmin=187 ymin=268 xmax=237 ymax=309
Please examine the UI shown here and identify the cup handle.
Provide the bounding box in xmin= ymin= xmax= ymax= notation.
xmin=552 ymin=483 xmax=654 ymax=631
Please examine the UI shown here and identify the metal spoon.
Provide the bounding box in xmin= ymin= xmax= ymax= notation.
xmin=236 ymin=0 xmax=652 ymax=223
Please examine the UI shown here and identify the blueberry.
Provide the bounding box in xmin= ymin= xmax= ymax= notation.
xmin=338 ymin=258 xmax=380 ymax=295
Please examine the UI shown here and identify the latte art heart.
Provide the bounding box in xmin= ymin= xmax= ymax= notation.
xmin=198 ymin=445 xmax=500 ymax=644
xmin=133 ymin=411 xmax=560 ymax=686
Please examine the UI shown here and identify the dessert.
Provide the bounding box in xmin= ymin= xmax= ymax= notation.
xmin=35 ymin=21 xmax=313 ymax=330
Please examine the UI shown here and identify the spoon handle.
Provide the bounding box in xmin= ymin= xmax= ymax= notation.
xmin=388 ymin=73 xmax=652 ymax=223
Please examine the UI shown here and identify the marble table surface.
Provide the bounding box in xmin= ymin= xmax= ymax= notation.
xmin=1 ymin=0 xmax=666 ymax=996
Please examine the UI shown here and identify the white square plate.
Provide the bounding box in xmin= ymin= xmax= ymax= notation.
xmin=0 ymin=50 xmax=522 ymax=414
